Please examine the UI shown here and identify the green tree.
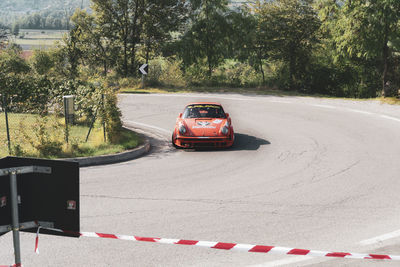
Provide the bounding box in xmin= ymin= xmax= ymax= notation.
xmin=0 ymin=47 xmax=32 ymax=111
xmin=88 ymin=0 xmax=187 ymax=77
xmin=258 ymin=0 xmax=321 ymax=90
xmin=179 ymin=0 xmax=231 ymax=77
xmin=328 ymin=0 xmax=400 ymax=97
xmin=141 ymin=0 xmax=188 ymax=65
xmin=236 ymin=1 xmax=271 ymax=84
xmin=61 ymin=26 xmax=82 ymax=79
xmin=31 ymin=50 xmax=55 ymax=75
xmin=70 ymin=9 xmax=118 ymax=76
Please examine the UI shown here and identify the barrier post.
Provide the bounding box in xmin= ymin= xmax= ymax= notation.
xmin=10 ymin=171 xmax=21 ymax=266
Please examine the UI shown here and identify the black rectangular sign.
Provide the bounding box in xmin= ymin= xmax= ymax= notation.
xmin=0 ymin=157 xmax=79 ymax=237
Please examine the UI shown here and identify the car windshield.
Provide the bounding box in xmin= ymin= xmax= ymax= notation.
xmin=182 ymin=104 xmax=226 ymax=119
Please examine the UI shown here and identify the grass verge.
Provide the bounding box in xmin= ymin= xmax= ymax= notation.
xmin=0 ymin=113 xmax=141 ymax=159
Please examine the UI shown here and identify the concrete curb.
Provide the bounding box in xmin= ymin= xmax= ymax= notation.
xmin=62 ymin=128 xmax=150 ymax=167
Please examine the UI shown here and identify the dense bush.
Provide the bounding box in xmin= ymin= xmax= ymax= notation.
xmin=147 ymin=57 xmax=187 ymax=87
xmin=101 ymin=87 xmax=123 ymax=144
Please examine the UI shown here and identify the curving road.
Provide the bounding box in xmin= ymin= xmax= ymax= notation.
xmin=1 ymin=93 xmax=400 ymax=266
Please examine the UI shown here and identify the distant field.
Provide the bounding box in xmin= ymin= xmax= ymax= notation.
xmin=14 ymin=29 xmax=67 ymax=50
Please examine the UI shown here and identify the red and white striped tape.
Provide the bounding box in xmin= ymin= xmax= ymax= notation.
xmin=33 ymin=226 xmax=400 ymax=261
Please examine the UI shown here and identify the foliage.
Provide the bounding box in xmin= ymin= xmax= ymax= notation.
xmin=324 ymin=0 xmax=400 ymax=96
xmin=0 ymin=113 xmax=140 ymax=158
xmin=89 ymin=0 xmax=188 ymax=77
xmin=21 ymin=116 xmax=64 ymax=157
xmin=0 ymin=47 xmax=32 ymax=110
xmin=147 ymin=57 xmax=187 ymax=87
xmin=177 ymin=0 xmax=231 ymax=77
xmin=1 ymin=0 xmax=400 ymax=107
xmin=101 ymin=87 xmax=123 ymax=144
xmin=70 ymin=9 xmax=118 ymax=76
xmin=257 ymin=0 xmax=321 ymax=90
xmin=30 ymin=49 xmax=54 ymax=75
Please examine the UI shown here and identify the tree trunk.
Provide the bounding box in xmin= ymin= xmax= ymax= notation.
xmin=103 ymin=60 xmax=107 ymax=77
xmin=381 ymin=11 xmax=389 ymax=97
xmin=289 ymin=46 xmax=296 ymax=90
xmin=123 ymin=38 xmax=128 ymax=77
xmin=258 ymin=47 xmax=265 ymax=84
xmin=130 ymin=0 xmax=140 ymax=76
xmin=146 ymin=36 xmax=150 ymax=64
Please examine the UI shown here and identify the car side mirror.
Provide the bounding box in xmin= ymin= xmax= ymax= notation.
xmin=179 ymin=113 xmax=183 ymax=118
xmin=225 ymin=113 xmax=229 ymax=117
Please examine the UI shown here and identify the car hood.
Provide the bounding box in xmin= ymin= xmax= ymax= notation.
xmin=182 ymin=118 xmax=227 ymax=136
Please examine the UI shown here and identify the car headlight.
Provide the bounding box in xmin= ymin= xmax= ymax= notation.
xmin=179 ymin=123 xmax=187 ymax=134
xmin=221 ymin=122 xmax=229 ymax=135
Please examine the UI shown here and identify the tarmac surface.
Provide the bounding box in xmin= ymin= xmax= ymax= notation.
xmin=1 ymin=93 xmax=400 ymax=266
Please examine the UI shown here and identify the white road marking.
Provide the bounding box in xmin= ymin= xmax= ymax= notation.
xmin=248 ymin=256 xmax=313 ymax=267
xmin=344 ymin=108 xmax=373 ymax=115
xmin=269 ymin=100 xmax=293 ymax=104
xmin=310 ymin=104 xmax=337 ymax=109
xmin=359 ymin=229 xmax=400 ymax=246
xmin=125 ymin=120 xmax=171 ymax=134
xmin=380 ymin=115 xmax=400 ymax=123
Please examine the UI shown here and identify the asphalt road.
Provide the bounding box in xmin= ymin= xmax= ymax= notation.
xmin=1 ymin=93 xmax=400 ymax=266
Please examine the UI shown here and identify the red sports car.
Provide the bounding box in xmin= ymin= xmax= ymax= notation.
xmin=172 ymin=102 xmax=234 ymax=148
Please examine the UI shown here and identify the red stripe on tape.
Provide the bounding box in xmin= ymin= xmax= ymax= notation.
xmin=288 ymin=248 xmax=310 ymax=255
xmin=212 ymin=242 xmax=236 ymax=250
xmin=96 ymin=233 xmax=118 ymax=239
xmin=326 ymin=252 xmax=352 ymax=258
xmin=176 ymin=240 xmax=198 ymax=245
xmin=249 ymin=245 xmax=274 ymax=253
xmin=32 ymin=222 xmax=400 ymax=261
xmin=366 ymin=254 xmax=391 ymax=260
xmin=135 ymin=236 xmax=159 ymax=242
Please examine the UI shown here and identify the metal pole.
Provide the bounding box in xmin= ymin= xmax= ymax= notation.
xmin=85 ymin=107 xmax=98 ymax=143
xmin=3 ymin=96 xmax=11 ymax=154
xmin=10 ymin=171 xmax=22 ymax=266
xmin=102 ymin=94 xmax=106 ymax=142
xmin=141 ymin=74 xmax=145 ymax=89
xmin=63 ymin=97 xmax=69 ymax=144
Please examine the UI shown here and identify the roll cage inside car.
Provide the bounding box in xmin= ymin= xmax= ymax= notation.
xmin=182 ymin=104 xmax=226 ymax=119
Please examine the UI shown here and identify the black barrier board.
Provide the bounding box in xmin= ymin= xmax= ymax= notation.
xmin=0 ymin=157 xmax=79 ymax=237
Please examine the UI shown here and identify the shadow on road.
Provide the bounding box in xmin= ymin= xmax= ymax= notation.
xmin=230 ymin=133 xmax=270 ymax=151
xmin=191 ymin=133 xmax=270 ymax=152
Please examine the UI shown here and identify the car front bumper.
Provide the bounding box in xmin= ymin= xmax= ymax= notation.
xmin=174 ymin=135 xmax=234 ymax=148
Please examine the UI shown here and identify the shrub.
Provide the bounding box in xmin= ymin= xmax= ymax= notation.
xmin=147 ymin=57 xmax=187 ymax=87
xmin=21 ymin=116 xmax=64 ymax=157
xmin=214 ymin=60 xmax=262 ymax=87
xmin=101 ymin=87 xmax=123 ymax=144
xmin=30 ymin=49 xmax=54 ymax=75
xmin=118 ymin=77 xmax=140 ymax=88
xmin=184 ymin=60 xmax=209 ymax=86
